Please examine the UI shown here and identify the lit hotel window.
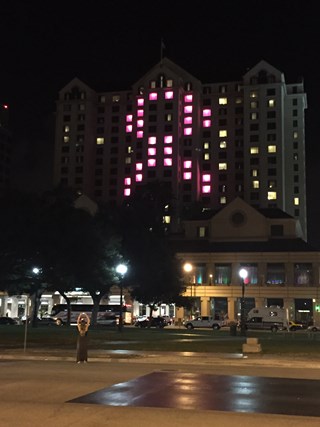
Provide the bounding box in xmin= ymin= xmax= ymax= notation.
xmin=202 ymin=174 xmax=211 ymax=182
xmin=204 ymin=153 xmax=210 ymax=160
xmin=252 ymin=180 xmax=259 ymax=189
xmin=137 ymin=98 xmax=144 ymax=106
xmin=294 ymin=197 xmax=299 ymax=206
xmin=250 ymin=101 xmax=258 ymax=108
xmin=165 ymin=113 xmax=172 ymax=121
xmin=202 ymin=185 xmax=211 ymax=193
xmin=252 ymin=169 xmax=258 ymax=177
xmin=184 ymin=117 xmax=192 ymax=125
xmin=203 ymin=109 xmax=211 ymax=117
xmin=293 ymin=131 xmax=298 ymax=139
xmin=184 ymin=128 xmax=192 ymax=136
xmin=124 ymin=188 xmax=131 ymax=196
xmin=148 ymin=148 xmax=156 ymax=156
xmin=268 ymin=191 xmax=277 ymax=200
xmin=219 ymin=130 xmax=227 ymax=137
xmin=165 ymin=91 xmax=174 ymax=99
xmin=203 ymin=120 xmax=211 ymax=127
xmin=184 ymin=94 xmax=193 ymax=102
xmin=164 ymin=215 xmax=171 ymax=224
xmin=164 ymin=135 xmax=173 ymax=144
xmin=220 ymin=196 xmax=227 ymax=204
xmin=126 ymin=125 xmax=132 ymax=133
xmin=149 ymin=92 xmax=158 ymax=101
xmin=183 ymin=172 xmax=192 ymax=180
xmin=63 ymin=136 xmax=69 ymax=143
xmin=250 ymin=91 xmax=258 ymax=98
xmin=137 ymin=131 xmax=143 ymax=138
xmin=124 ymin=177 xmax=131 ymax=185
xmin=135 ymin=174 xmax=143 ymax=182
xmin=184 ymin=105 xmax=193 ymax=114
xmin=125 ymin=157 xmax=131 ymax=164
xmin=167 ymin=79 xmax=173 ymax=87
xmin=136 ymin=163 xmax=143 ymax=171
xmin=148 ymin=159 xmax=156 ymax=167
xmin=250 ymin=112 xmax=258 ymax=120
xmin=148 ymin=136 xmax=156 ymax=145
xmin=164 ymin=158 xmax=172 ymax=166
xmin=204 ymin=142 xmax=210 ymax=149
xmin=126 ymin=114 xmax=133 ymax=122
xmin=219 ymin=97 xmax=227 ymax=105
xmin=137 ymin=120 xmax=144 ymax=128
xmin=64 ymin=125 xmax=70 ymax=132
xmin=184 ymin=160 xmax=192 ymax=169
xmin=96 ymin=137 xmax=105 ymax=145
xmin=220 ymin=141 xmax=227 ymax=148
xmin=250 ymin=147 xmax=259 ymax=154
xmin=164 ymin=147 xmax=172 ymax=155
xmin=219 ymin=163 xmax=227 ymax=170
xmin=268 ymin=99 xmax=275 ymax=107
xmin=268 ymin=145 xmax=276 ymax=153
xmin=137 ymin=109 xmax=144 ymax=117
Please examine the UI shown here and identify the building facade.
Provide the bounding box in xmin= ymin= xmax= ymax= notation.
xmin=174 ymin=197 xmax=320 ymax=325
xmin=53 ymin=58 xmax=307 ymax=239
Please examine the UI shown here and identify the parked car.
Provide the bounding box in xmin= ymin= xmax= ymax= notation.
xmin=183 ymin=316 xmax=226 ymax=330
xmin=162 ymin=315 xmax=173 ymax=325
xmin=307 ymin=325 xmax=320 ymax=332
xmin=288 ymin=321 xmax=305 ymax=331
xmin=135 ymin=316 xmax=167 ymax=328
xmin=0 ymin=316 xmax=18 ymax=325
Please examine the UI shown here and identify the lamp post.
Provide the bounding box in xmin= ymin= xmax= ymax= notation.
xmin=239 ymin=268 xmax=248 ymax=336
xmin=116 ymin=264 xmax=127 ymax=332
xmin=183 ymin=263 xmax=194 ymax=317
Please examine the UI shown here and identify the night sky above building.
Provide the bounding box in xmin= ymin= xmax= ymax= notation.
xmin=1 ymin=0 xmax=320 ymax=246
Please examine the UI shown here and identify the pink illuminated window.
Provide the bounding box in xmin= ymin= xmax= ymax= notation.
xmin=164 ymin=147 xmax=172 ymax=155
xmin=164 ymin=135 xmax=173 ymax=144
xmin=184 ymin=117 xmax=192 ymax=125
xmin=148 ymin=136 xmax=156 ymax=145
xmin=203 ymin=120 xmax=211 ymax=128
xmin=184 ymin=127 xmax=192 ymax=136
xmin=184 ymin=105 xmax=193 ymax=114
xmin=137 ymin=98 xmax=144 ymax=106
xmin=126 ymin=114 xmax=133 ymax=122
xmin=148 ymin=148 xmax=156 ymax=156
xmin=184 ymin=160 xmax=192 ymax=169
xmin=124 ymin=177 xmax=131 ymax=186
xmin=136 ymin=163 xmax=143 ymax=171
xmin=203 ymin=109 xmax=211 ymax=117
xmin=184 ymin=94 xmax=193 ymax=103
xmin=149 ymin=92 xmax=158 ymax=101
xmin=135 ymin=174 xmax=143 ymax=182
xmin=124 ymin=188 xmax=131 ymax=196
xmin=148 ymin=159 xmax=156 ymax=167
xmin=164 ymin=158 xmax=172 ymax=166
xmin=137 ymin=131 xmax=143 ymax=138
xmin=126 ymin=125 xmax=132 ymax=133
xmin=137 ymin=120 xmax=144 ymax=128
xmin=137 ymin=109 xmax=144 ymax=117
xmin=202 ymin=185 xmax=211 ymax=193
xmin=165 ymin=91 xmax=173 ymax=99
xmin=183 ymin=172 xmax=192 ymax=180
xmin=202 ymin=174 xmax=211 ymax=182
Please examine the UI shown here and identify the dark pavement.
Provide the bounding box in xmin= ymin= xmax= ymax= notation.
xmin=1 ymin=349 xmax=320 ymax=426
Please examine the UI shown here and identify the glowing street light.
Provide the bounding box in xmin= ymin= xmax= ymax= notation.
xmin=116 ymin=264 xmax=127 ymax=332
xmin=239 ymin=268 xmax=248 ymax=336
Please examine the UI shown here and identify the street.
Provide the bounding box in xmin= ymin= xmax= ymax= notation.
xmin=1 ymin=355 xmax=320 ymax=427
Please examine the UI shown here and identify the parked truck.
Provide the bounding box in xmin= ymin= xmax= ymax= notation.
xmin=184 ymin=316 xmax=226 ymax=330
xmin=245 ymin=306 xmax=289 ymax=332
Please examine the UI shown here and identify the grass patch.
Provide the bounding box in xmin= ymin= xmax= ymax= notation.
xmin=1 ymin=325 xmax=320 ymax=355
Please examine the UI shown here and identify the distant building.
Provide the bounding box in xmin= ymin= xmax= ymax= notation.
xmin=53 ymin=58 xmax=308 ymax=240
xmin=0 ymin=103 xmax=11 ymax=192
xmin=173 ymin=197 xmax=320 ymax=325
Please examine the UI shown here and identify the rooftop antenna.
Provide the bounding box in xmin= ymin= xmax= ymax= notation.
xmin=160 ymin=38 xmax=166 ymax=65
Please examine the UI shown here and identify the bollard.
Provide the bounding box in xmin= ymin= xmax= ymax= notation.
xmin=76 ymin=312 xmax=90 ymax=363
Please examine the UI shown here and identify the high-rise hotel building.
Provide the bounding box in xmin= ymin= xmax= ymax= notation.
xmin=53 ymin=58 xmax=307 ymax=239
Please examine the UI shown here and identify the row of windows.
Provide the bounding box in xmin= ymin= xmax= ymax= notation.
xmin=186 ymin=263 xmax=313 ymax=286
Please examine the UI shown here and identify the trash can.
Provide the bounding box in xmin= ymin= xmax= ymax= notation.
xmin=230 ymin=323 xmax=237 ymax=336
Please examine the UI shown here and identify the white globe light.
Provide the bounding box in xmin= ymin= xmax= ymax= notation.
xmin=239 ymin=268 xmax=248 ymax=280
xmin=116 ymin=264 xmax=127 ymax=275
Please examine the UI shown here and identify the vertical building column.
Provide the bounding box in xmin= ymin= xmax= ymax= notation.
xmin=283 ymin=298 xmax=295 ymax=321
xmin=201 ymin=297 xmax=210 ymax=316
xmin=254 ymin=297 xmax=264 ymax=308
xmin=285 ymin=262 xmax=294 ymax=285
xmin=227 ymin=297 xmax=236 ymax=322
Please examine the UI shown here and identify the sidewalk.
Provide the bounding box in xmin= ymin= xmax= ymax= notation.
xmin=2 ymin=347 xmax=320 ymax=369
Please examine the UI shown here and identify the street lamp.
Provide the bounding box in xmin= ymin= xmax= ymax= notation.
xmin=116 ymin=264 xmax=127 ymax=332
xmin=239 ymin=268 xmax=248 ymax=336
xmin=183 ymin=263 xmax=194 ymax=317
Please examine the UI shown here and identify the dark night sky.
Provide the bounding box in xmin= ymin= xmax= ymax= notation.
xmin=1 ymin=0 xmax=320 ymax=246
